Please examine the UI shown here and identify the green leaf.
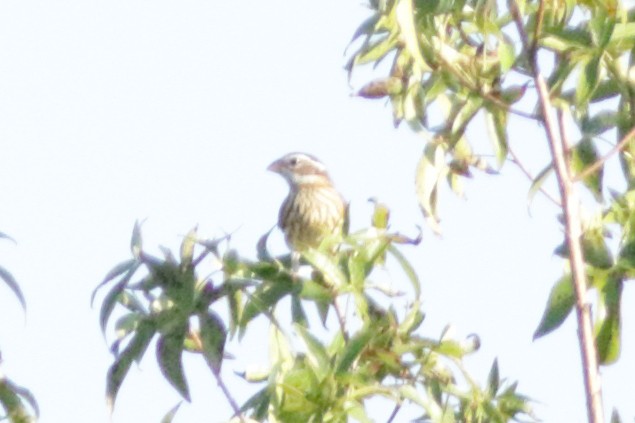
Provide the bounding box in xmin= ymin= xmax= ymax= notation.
xmin=199 ymin=311 xmax=227 ymax=373
xmin=497 ymin=36 xmax=516 ymax=72
xmin=571 ymin=138 xmax=602 ymax=200
xmin=345 ymin=400 xmax=373 ymax=423
xmin=0 ymin=232 xmax=16 ymax=244
xmin=0 ymin=265 xmax=26 ymax=313
xmin=436 ymin=339 xmax=465 ymax=358
xmin=527 ymin=162 xmax=554 ymax=210
xmin=582 ymin=232 xmax=613 ymax=269
xmin=91 ymin=259 xmax=138 ymax=307
xmin=299 ymin=280 xmax=332 ymax=303
xmin=114 ymin=313 xmax=143 ymax=340
xmin=354 ymin=33 xmax=399 ymax=66
xmin=227 ymin=284 xmax=243 ymax=337
xmin=99 ymin=278 xmax=130 ymax=336
xmin=387 ymin=245 xmax=420 ymax=298
xmin=240 ymin=387 xmax=270 ymax=420
xmin=291 ymin=294 xmax=308 ymax=327
xmin=347 ymin=253 xmax=367 ymax=291
xmin=555 ymin=231 xmax=613 ymax=269
xmin=610 ymin=408 xmax=622 ymax=423
xmin=590 ymin=11 xmax=615 ymax=49
xmin=390 ymin=91 xmax=405 ymax=127
xmin=98 ymin=264 xmax=142 ymax=335
xmin=0 ymin=382 xmax=30 ymax=423
xmin=450 ymin=97 xmax=484 ymax=146
xmin=315 ymin=299 xmax=330 ymax=327
xmin=150 ymin=261 xmax=195 ymax=309
xmin=404 ymin=81 xmax=425 ymax=128
xmin=160 ymin=402 xmax=182 ymax=423
xmin=534 ymin=274 xmax=575 ymax=339
xmin=581 ymin=111 xmax=618 ymax=136
xmin=415 ymin=143 xmax=447 ymax=234
xmin=302 ymin=248 xmax=348 ymax=289
xmin=240 ymin=278 xmax=294 ymax=330
xmin=156 ymin=326 xmax=191 ymax=401
xmin=596 ymin=277 xmax=622 ymax=365
xmin=487 ymin=359 xmax=500 ymax=397
xmin=590 ymin=80 xmax=620 ymax=103
xmin=179 ymin=226 xmax=197 ymax=269
xmin=544 ymin=27 xmax=592 ymax=50
xmin=618 ymin=239 xmax=635 ymax=269
xmin=348 ymin=13 xmax=380 ymax=45
xmin=256 ymin=229 xmax=274 ymax=261
xmin=576 ymin=56 xmax=602 ymax=108
xmin=107 ymin=320 xmax=156 ymax=411
xmin=335 ymin=328 xmax=373 ymax=374
xmin=596 ymin=310 xmax=621 ymax=365
xmin=130 ymin=220 xmax=144 ymax=259
xmin=398 ymin=301 xmax=424 ymax=336
xmin=396 ymin=0 xmax=428 ymax=71
xmin=294 ymin=324 xmax=330 ymax=374
xmin=609 ymin=23 xmax=635 ymax=47
xmin=370 ymin=200 xmax=390 ymax=229
xmin=486 ymin=108 xmax=508 ymax=168
xmin=0 ymin=377 xmax=39 ymax=421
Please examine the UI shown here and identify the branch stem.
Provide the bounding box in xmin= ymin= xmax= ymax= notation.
xmin=574 ymin=126 xmax=635 ymax=182
xmin=189 ymin=330 xmax=246 ymax=422
xmin=510 ymin=1 xmax=604 ymax=422
xmin=507 ymin=146 xmax=561 ymax=207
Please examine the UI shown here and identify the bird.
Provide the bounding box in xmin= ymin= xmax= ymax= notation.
xmin=268 ymin=152 xmax=346 ymax=252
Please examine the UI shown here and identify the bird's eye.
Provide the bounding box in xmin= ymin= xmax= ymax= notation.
xmin=289 ymin=157 xmax=298 ymax=166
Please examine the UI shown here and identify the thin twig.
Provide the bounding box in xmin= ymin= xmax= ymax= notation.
xmin=189 ymin=331 xmax=246 ymax=423
xmin=242 ymin=290 xmax=287 ymax=337
xmin=484 ymin=90 xmax=540 ymax=121
xmin=574 ymin=125 xmax=635 ymax=182
xmin=332 ymin=296 xmax=349 ymax=342
xmin=215 ymin=371 xmax=246 ymax=423
xmin=510 ymin=1 xmax=605 ymax=423
xmin=508 ymin=146 xmax=561 ymax=206
xmin=509 ymin=0 xmax=531 ymax=56
xmin=386 ymin=403 xmax=402 ymax=423
xmin=530 ymin=0 xmax=546 ymax=60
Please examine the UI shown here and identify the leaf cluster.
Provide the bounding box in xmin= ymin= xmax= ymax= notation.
xmin=94 ymin=206 xmax=533 ymax=422
xmin=348 ymin=0 xmax=635 ymax=367
xmin=0 ymin=232 xmax=38 ymax=423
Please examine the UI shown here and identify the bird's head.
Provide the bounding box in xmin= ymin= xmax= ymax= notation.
xmin=267 ymin=152 xmax=332 ymax=188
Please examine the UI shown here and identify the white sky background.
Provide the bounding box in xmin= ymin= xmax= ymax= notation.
xmin=0 ymin=1 xmax=633 ymax=422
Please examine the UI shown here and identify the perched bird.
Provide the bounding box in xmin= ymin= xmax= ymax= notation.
xmin=268 ymin=152 xmax=346 ymax=252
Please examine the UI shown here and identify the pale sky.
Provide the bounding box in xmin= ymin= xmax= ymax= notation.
xmin=0 ymin=1 xmax=633 ymax=422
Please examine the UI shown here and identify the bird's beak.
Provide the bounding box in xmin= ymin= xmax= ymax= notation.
xmin=267 ymin=159 xmax=283 ymax=173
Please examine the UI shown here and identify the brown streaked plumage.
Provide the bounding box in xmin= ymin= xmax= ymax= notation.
xmin=268 ymin=152 xmax=346 ymax=251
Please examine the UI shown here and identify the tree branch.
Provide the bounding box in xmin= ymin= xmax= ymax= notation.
xmin=189 ymin=330 xmax=246 ymax=423
xmin=507 ymin=146 xmax=561 ymax=207
xmin=574 ymin=126 xmax=635 ymax=182
xmin=510 ymin=1 xmax=605 ymax=422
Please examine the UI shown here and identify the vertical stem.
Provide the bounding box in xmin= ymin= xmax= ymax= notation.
xmin=508 ymin=2 xmax=604 ymax=421
xmin=535 ymin=76 xmax=604 ymax=423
